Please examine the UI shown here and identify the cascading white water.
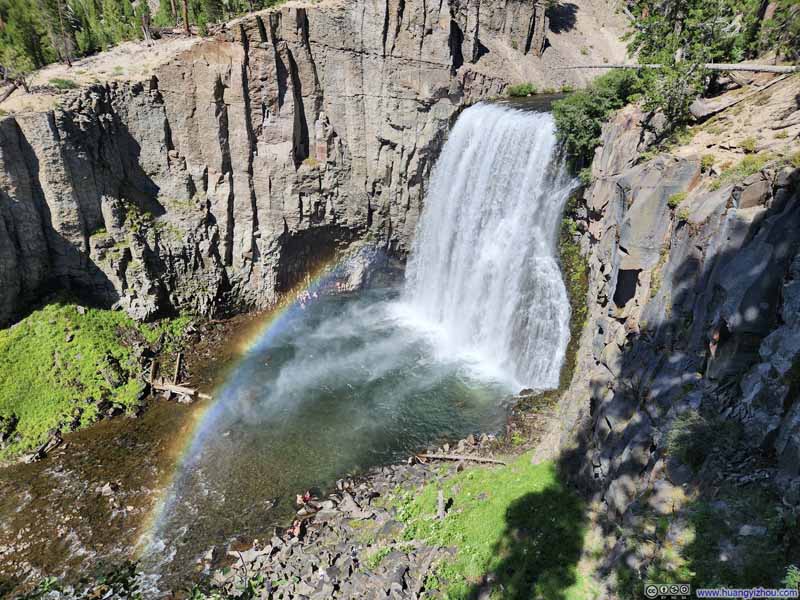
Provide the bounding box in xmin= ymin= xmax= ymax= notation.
xmin=403 ymin=103 xmax=575 ymax=390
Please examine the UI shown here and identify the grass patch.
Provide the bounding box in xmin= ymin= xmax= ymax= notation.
xmin=390 ymin=455 xmax=588 ymax=599
xmin=507 ymin=83 xmax=537 ymax=97
xmin=667 ymin=191 xmax=688 ymax=209
xmin=49 ymin=78 xmax=78 ymax=90
xmin=363 ymin=545 xmax=392 ymax=570
xmin=649 ymin=246 xmax=669 ymax=299
xmin=740 ymin=136 xmax=757 ymax=153
xmin=709 ymin=152 xmax=773 ymax=190
xmin=700 ymin=154 xmax=715 ymax=172
xmin=0 ymin=301 xmax=189 ymax=459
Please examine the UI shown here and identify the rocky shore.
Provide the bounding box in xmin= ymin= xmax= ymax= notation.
xmin=199 ymin=433 xmax=505 ymax=600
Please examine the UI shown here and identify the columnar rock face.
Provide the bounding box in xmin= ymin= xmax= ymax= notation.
xmin=548 ymin=79 xmax=800 ymax=588
xmin=0 ymin=0 xmax=625 ymax=325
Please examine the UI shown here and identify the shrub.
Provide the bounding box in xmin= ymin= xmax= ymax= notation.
xmin=552 ymin=70 xmax=644 ymax=169
xmin=668 ymin=191 xmax=688 ymax=209
xmin=700 ymin=154 xmax=715 ymax=172
xmin=720 ymin=153 xmax=772 ymax=182
xmin=784 ymin=565 xmax=800 ymax=590
xmin=740 ymin=136 xmax=758 ymax=153
xmin=507 ymin=83 xmax=537 ymax=97
xmin=49 ymin=78 xmax=78 ymax=90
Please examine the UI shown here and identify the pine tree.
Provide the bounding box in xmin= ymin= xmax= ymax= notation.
xmin=38 ymin=0 xmax=76 ymax=66
xmin=70 ymin=0 xmax=101 ymax=55
xmin=201 ymin=0 xmax=222 ymax=22
xmin=181 ymin=0 xmax=190 ymax=34
xmin=0 ymin=0 xmax=52 ymax=69
xmin=153 ymin=0 xmax=176 ymax=27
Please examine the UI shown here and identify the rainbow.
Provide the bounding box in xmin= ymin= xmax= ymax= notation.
xmin=135 ymin=250 xmax=365 ymax=559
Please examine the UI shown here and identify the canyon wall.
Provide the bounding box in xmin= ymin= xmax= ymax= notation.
xmin=546 ymin=76 xmax=800 ymax=590
xmin=0 ymin=0 xmax=625 ymax=325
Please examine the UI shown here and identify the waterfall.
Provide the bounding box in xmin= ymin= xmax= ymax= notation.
xmin=403 ymin=103 xmax=575 ymax=390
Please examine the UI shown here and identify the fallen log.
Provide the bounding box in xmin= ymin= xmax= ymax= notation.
xmin=689 ymin=73 xmax=790 ymax=119
xmin=437 ymin=490 xmax=446 ymax=520
xmin=418 ymin=453 xmax=506 ymax=465
xmin=0 ymin=82 xmax=18 ymax=104
xmin=152 ymin=380 xmax=198 ymax=399
xmin=556 ymin=63 xmax=800 ymax=73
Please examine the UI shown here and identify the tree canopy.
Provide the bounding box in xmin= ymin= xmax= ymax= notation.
xmin=0 ymin=0 xmax=280 ymax=75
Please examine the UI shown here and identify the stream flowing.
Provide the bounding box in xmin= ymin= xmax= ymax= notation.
xmin=136 ymin=104 xmax=575 ymax=586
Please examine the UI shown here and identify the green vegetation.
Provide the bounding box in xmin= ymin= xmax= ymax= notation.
xmin=667 ymin=191 xmax=687 ymax=209
xmin=785 ymin=565 xmax=800 ymax=591
xmin=552 ymin=70 xmax=643 ymax=169
xmin=740 ymin=136 xmax=758 ymax=154
xmin=556 ymin=199 xmax=589 ymax=392
xmin=758 ymin=0 xmax=800 ymax=62
xmin=649 ymin=246 xmax=669 ymax=299
xmin=709 ymin=152 xmax=773 ymax=190
xmin=48 ymin=77 xmax=77 ymax=89
xmin=0 ymin=0 xmax=286 ymax=78
xmin=506 ymin=83 xmax=536 ymax=97
xmin=363 ymin=545 xmax=392 ymax=570
xmin=627 ymin=1 xmax=769 ymax=124
xmin=551 ymin=1 xmax=800 ymax=169
xmin=700 ymin=154 xmax=715 ymax=172
xmin=389 ymin=455 xmax=590 ymax=599
xmin=0 ymin=301 xmax=189 ymax=459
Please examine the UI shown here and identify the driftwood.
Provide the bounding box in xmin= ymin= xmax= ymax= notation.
xmin=25 ymin=431 xmax=63 ymax=463
xmin=557 ymin=63 xmax=800 ymax=73
xmin=173 ymin=351 xmax=183 ymax=384
xmin=150 ymin=376 xmax=212 ymax=402
xmin=418 ymin=453 xmax=507 ymax=465
xmin=152 ymin=381 xmax=198 ymax=397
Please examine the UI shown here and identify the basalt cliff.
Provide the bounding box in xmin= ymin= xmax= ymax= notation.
xmin=0 ymin=0 xmax=624 ymax=326
xmin=543 ymin=73 xmax=800 ymax=592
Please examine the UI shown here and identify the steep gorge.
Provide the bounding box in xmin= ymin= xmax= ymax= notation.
xmin=0 ymin=0 xmax=625 ymax=326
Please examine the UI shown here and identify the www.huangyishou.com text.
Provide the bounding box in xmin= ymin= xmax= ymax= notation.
xmin=695 ymin=589 xmax=799 ymax=599
xmin=645 ymin=583 xmax=800 ymax=599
